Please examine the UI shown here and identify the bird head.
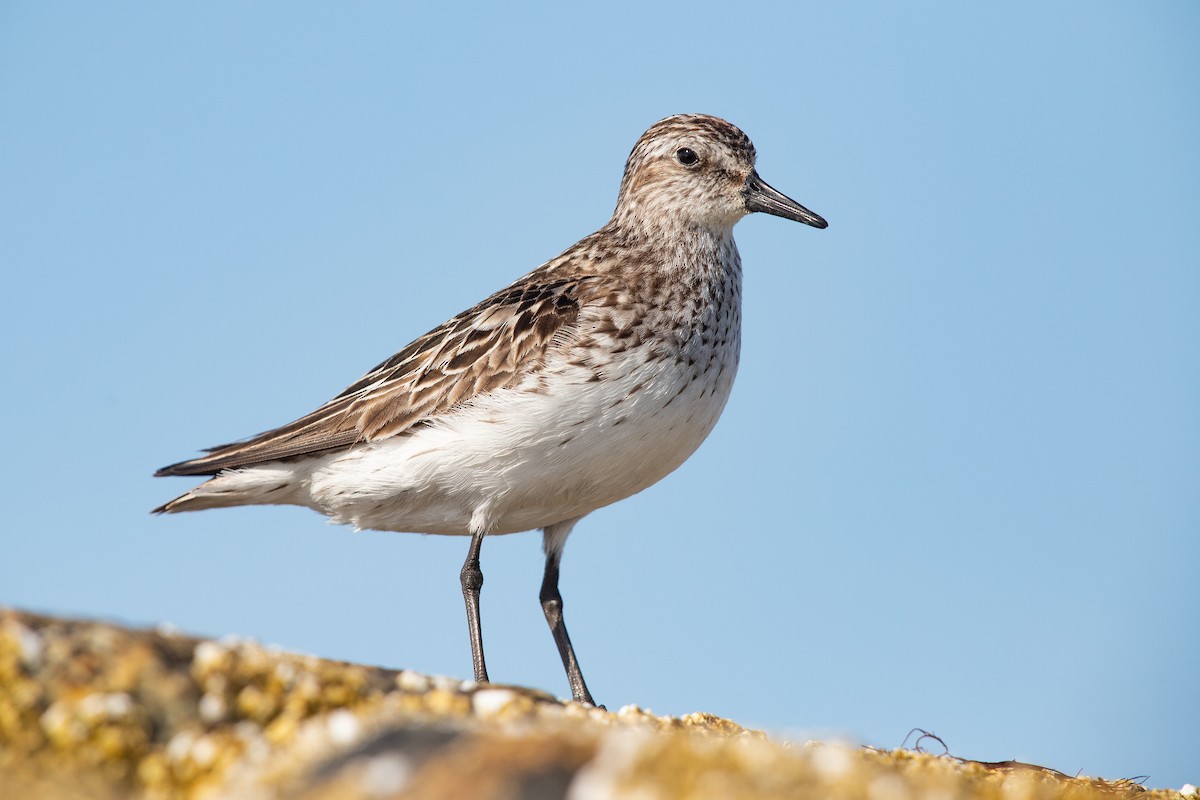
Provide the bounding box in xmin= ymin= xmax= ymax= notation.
xmin=613 ymin=114 xmax=827 ymax=233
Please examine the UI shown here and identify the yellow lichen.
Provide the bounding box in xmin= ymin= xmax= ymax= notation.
xmin=0 ymin=609 xmax=1186 ymax=800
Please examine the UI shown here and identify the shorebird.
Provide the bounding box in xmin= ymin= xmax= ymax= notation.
xmin=154 ymin=114 xmax=827 ymax=706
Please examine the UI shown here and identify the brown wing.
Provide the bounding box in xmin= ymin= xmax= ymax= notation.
xmin=155 ymin=276 xmax=590 ymax=477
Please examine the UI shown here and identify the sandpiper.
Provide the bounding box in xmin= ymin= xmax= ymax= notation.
xmin=155 ymin=114 xmax=827 ymax=706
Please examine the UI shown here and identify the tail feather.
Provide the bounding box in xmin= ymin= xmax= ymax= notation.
xmin=151 ymin=468 xmax=302 ymax=514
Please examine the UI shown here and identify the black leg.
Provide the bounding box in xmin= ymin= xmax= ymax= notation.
xmin=540 ymin=548 xmax=596 ymax=705
xmin=460 ymin=528 xmax=489 ymax=684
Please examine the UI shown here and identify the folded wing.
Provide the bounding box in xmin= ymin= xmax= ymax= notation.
xmin=155 ymin=276 xmax=591 ymax=477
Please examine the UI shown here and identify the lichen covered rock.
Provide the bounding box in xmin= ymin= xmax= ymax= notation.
xmin=0 ymin=609 xmax=1186 ymax=799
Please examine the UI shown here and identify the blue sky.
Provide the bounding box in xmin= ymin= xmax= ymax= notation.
xmin=2 ymin=1 xmax=1197 ymax=788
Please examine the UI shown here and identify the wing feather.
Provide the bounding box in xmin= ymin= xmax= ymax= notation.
xmin=155 ymin=277 xmax=592 ymax=477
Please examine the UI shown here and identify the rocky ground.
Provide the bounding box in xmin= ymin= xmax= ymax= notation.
xmin=0 ymin=608 xmax=1190 ymax=800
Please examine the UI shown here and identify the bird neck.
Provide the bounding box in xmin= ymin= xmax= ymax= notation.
xmin=586 ymin=218 xmax=741 ymax=310
xmin=605 ymin=211 xmax=738 ymax=267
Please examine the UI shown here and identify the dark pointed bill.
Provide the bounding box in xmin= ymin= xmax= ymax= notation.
xmin=743 ymin=171 xmax=828 ymax=229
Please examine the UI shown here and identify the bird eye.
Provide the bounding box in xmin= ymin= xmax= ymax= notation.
xmin=675 ymin=148 xmax=699 ymax=167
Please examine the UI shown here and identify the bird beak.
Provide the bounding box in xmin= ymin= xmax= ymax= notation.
xmin=743 ymin=171 xmax=828 ymax=229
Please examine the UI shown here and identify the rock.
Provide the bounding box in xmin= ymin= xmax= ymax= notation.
xmin=0 ymin=608 xmax=1183 ymax=799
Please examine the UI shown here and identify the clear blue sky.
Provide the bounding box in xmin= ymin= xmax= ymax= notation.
xmin=2 ymin=2 xmax=1197 ymax=788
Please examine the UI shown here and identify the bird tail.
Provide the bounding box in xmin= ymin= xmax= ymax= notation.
xmin=152 ymin=468 xmax=301 ymax=514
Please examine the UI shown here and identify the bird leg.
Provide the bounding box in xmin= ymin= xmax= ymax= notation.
xmin=460 ymin=528 xmax=489 ymax=684
xmin=540 ymin=548 xmax=596 ymax=705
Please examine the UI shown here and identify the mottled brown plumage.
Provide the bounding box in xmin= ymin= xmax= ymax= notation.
xmin=155 ymin=277 xmax=597 ymax=477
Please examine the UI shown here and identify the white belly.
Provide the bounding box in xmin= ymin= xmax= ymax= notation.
xmin=306 ymin=338 xmax=739 ymax=535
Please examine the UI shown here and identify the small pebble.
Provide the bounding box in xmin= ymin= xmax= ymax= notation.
xmin=192 ymin=641 xmax=226 ymax=673
xmin=191 ymin=735 xmax=217 ymax=768
xmin=472 ymin=688 xmax=518 ymax=717
xmin=155 ymin=621 xmax=181 ymax=637
xmin=199 ymin=692 xmax=226 ymax=723
xmin=395 ymin=670 xmax=430 ymax=693
xmin=811 ymin=743 xmax=854 ymax=781
xmin=429 ymin=674 xmax=461 ymax=692
xmin=326 ymin=709 xmax=361 ymax=745
xmin=166 ymin=731 xmax=196 ymax=763
xmin=363 ymin=754 xmax=413 ymax=796
xmin=11 ymin=622 xmax=44 ymax=667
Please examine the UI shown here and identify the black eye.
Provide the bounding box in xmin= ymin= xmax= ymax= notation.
xmin=675 ymin=147 xmax=699 ymax=166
